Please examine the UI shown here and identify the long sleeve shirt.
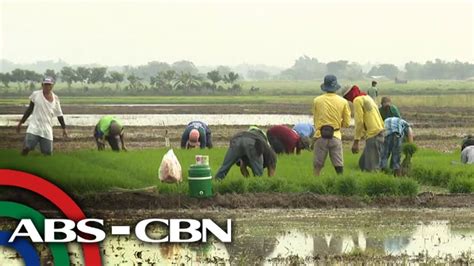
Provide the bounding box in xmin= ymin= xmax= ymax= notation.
xmin=353 ymin=95 xmax=384 ymax=140
xmin=312 ymin=93 xmax=351 ymax=140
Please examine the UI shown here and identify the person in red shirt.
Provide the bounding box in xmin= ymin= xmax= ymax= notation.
xmin=266 ymin=125 xmax=310 ymax=154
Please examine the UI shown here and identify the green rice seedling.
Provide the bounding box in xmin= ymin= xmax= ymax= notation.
xmin=401 ymin=143 xmax=418 ymax=175
xmin=398 ymin=178 xmax=419 ymax=196
xmin=216 ymin=177 xmax=247 ymax=194
xmin=448 ymin=176 xmax=474 ymax=193
xmin=362 ymin=175 xmax=399 ymax=197
xmin=335 ymin=176 xmax=359 ymax=196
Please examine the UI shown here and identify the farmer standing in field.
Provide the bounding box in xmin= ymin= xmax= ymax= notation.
xmin=94 ymin=115 xmax=127 ymax=151
xmin=379 ymin=97 xmax=401 ymax=120
xmin=293 ymin=123 xmax=315 ymax=138
xmin=16 ymin=77 xmax=67 ymax=156
xmin=380 ymin=117 xmax=414 ymax=176
xmin=266 ymin=125 xmax=310 ymax=154
xmin=367 ymin=80 xmax=379 ymax=102
xmin=343 ymin=85 xmax=385 ymax=172
xmin=312 ymin=75 xmax=351 ymax=176
xmin=180 ymin=121 xmax=213 ymax=149
xmin=215 ymin=128 xmax=277 ymax=179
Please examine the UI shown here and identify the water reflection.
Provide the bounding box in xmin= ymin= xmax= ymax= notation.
xmin=99 ymin=220 xmax=474 ymax=264
xmin=1 ymin=220 xmax=473 ymax=265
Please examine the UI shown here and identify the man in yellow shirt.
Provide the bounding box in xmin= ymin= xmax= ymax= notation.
xmin=312 ymin=75 xmax=351 ymax=176
xmin=343 ymin=85 xmax=385 ymax=172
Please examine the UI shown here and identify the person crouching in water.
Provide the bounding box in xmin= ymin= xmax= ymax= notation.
xmin=215 ymin=127 xmax=277 ymax=179
xmin=94 ymin=116 xmax=126 ymax=151
xmin=266 ymin=125 xmax=310 ymax=154
xmin=380 ymin=117 xmax=414 ymax=176
xmin=181 ymin=121 xmax=213 ymax=149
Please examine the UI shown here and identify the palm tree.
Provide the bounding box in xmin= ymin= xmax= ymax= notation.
xmin=172 ymin=72 xmax=201 ymax=92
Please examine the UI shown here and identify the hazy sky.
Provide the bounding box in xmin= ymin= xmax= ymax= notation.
xmin=1 ymin=0 xmax=473 ymax=67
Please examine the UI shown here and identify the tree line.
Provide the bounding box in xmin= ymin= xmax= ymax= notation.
xmin=1 ymin=57 xmax=473 ymax=93
xmin=280 ymin=56 xmax=474 ymax=80
xmin=0 ymin=65 xmax=242 ymax=94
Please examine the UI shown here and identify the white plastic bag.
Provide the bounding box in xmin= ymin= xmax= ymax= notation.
xmin=159 ymin=149 xmax=182 ymax=183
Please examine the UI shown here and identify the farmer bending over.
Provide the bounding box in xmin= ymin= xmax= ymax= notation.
xmin=343 ymin=85 xmax=385 ymax=172
xmin=94 ymin=116 xmax=126 ymax=151
xmin=461 ymin=135 xmax=474 ymax=164
xmin=180 ymin=121 xmax=212 ymax=149
xmin=312 ymin=75 xmax=351 ymax=176
xmin=380 ymin=117 xmax=414 ymax=176
xmin=16 ymin=77 xmax=67 ymax=156
xmin=379 ymin=97 xmax=401 ymax=121
xmin=215 ymin=128 xmax=277 ymax=179
xmin=266 ymin=125 xmax=310 ymax=154
xmin=293 ymin=123 xmax=315 ymax=138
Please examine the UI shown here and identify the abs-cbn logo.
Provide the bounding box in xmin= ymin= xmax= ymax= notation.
xmin=0 ymin=170 xmax=231 ymax=266
xmin=9 ymin=218 xmax=232 ymax=243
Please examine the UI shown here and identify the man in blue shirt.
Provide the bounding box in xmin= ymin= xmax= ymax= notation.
xmin=380 ymin=117 xmax=414 ymax=176
xmin=180 ymin=121 xmax=213 ymax=149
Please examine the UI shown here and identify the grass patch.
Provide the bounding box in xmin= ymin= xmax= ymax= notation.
xmin=0 ymin=148 xmax=471 ymax=196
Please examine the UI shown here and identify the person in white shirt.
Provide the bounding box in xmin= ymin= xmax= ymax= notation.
xmin=16 ymin=77 xmax=68 ymax=155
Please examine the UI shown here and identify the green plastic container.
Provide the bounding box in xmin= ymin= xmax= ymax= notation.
xmin=188 ymin=164 xmax=213 ymax=198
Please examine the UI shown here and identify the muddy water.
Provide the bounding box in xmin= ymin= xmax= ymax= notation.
xmin=1 ymin=209 xmax=473 ymax=265
xmin=0 ymin=114 xmax=322 ymax=127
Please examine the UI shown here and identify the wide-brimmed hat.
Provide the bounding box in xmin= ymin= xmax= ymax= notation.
xmin=187 ymin=129 xmax=200 ymax=148
xmin=321 ymin=74 xmax=341 ymax=92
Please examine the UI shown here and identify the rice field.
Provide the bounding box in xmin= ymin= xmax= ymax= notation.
xmin=0 ymin=148 xmax=471 ymax=195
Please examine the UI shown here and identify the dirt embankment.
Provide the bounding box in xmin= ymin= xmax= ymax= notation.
xmin=1 ymin=189 xmax=473 ymax=216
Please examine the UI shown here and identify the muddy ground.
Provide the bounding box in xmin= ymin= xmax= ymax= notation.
xmin=0 ymin=104 xmax=473 ymax=152
xmin=1 ymin=188 xmax=473 ymax=215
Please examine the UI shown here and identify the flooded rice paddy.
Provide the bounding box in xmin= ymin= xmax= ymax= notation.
xmin=0 ymin=114 xmax=319 ymax=127
xmin=1 ymin=208 xmax=473 ymax=265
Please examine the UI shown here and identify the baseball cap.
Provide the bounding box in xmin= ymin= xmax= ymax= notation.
xmin=42 ymin=77 xmax=55 ymax=84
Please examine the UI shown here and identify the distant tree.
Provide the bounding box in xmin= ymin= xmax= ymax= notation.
xmin=10 ymin=69 xmax=26 ymax=84
xmin=172 ymin=72 xmax=201 ymax=92
xmin=75 ymin=67 xmax=91 ymax=85
xmin=89 ymin=67 xmax=107 ymax=84
xmin=326 ymin=60 xmax=349 ymax=77
xmin=342 ymin=63 xmax=364 ymax=81
xmin=129 ymin=61 xmax=171 ymax=79
xmin=280 ymin=55 xmax=326 ymax=80
xmin=171 ymin=60 xmax=198 ymax=74
xmin=368 ymin=64 xmax=399 ymax=79
xmin=0 ymin=73 xmax=11 ymax=87
xmin=60 ymin=66 xmax=77 ymax=88
xmin=223 ymin=72 xmax=239 ymax=84
xmin=9 ymin=69 xmax=41 ymax=91
xmin=126 ymin=74 xmax=143 ymax=91
xmin=44 ymin=69 xmax=57 ymax=80
xmin=150 ymin=70 xmax=176 ymax=91
xmin=216 ymin=65 xmax=232 ymax=76
xmin=109 ymin=71 xmax=124 ymax=89
xmin=24 ymin=70 xmax=42 ymax=82
xmin=207 ymin=70 xmax=222 ymax=85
